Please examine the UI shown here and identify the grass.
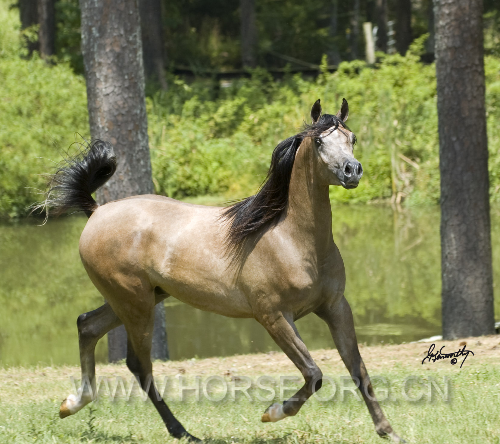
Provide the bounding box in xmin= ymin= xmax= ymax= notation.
xmin=0 ymin=336 xmax=499 ymax=443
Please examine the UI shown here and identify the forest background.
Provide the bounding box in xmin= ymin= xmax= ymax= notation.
xmin=1 ymin=0 xmax=500 ymax=218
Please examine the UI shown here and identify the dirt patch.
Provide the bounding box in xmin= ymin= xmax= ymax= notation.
xmin=1 ymin=334 xmax=496 ymax=387
xmin=148 ymin=334 xmax=499 ymax=377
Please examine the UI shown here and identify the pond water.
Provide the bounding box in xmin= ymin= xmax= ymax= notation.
xmin=1 ymin=205 xmax=499 ymax=367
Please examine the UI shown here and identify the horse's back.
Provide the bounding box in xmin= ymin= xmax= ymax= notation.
xmin=79 ymin=194 xmax=223 ymax=268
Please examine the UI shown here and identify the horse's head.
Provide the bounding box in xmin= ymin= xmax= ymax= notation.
xmin=310 ymin=99 xmax=363 ymax=189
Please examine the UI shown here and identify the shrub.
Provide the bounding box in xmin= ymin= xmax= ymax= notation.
xmin=2 ymin=0 xmax=500 ymax=217
xmin=0 ymin=2 xmax=88 ymax=217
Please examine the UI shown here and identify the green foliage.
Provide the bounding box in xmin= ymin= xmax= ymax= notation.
xmin=2 ymin=0 xmax=500 ymax=217
xmin=55 ymin=0 xmax=84 ymax=74
xmin=0 ymin=58 xmax=88 ymax=217
xmin=147 ymin=38 xmax=500 ymax=207
xmin=0 ymin=1 xmax=89 ymax=217
xmin=0 ymin=0 xmax=21 ymax=58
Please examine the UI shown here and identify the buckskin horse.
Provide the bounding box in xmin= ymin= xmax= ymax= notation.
xmin=39 ymin=100 xmax=402 ymax=442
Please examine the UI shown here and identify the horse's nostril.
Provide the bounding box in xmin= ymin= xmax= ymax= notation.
xmin=357 ymin=164 xmax=363 ymax=175
xmin=345 ymin=164 xmax=352 ymax=176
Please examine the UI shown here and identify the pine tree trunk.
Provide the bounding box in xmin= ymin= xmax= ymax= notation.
xmin=80 ymin=0 xmax=169 ymax=361
xmin=240 ymin=0 xmax=257 ymax=68
xmin=327 ymin=0 xmax=341 ymax=66
xmin=363 ymin=22 xmax=375 ymax=64
xmin=395 ymin=0 xmax=412 ymax=56
xmin=139 ymin=0 xmax=167 ymax=90
xmin=375 ymin=0 xmax=387 ymax=52
xmin=350 ymin=0 xmax=360 ymax=60
xmin=19 ymin=0 xmax=39 ymax=56
xmin=425 ymin=0 xmax=435 ymax=59
xmin=435 ymin=0 xmax=495 ymax=339
xmin=38 ymin=0 xmax=55 ymax=59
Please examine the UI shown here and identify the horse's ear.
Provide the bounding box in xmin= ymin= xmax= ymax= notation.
xmin=336 ymin=98 xmax=349 ymax=122
xmin=311 ymin=99 xmax=322 ymax=123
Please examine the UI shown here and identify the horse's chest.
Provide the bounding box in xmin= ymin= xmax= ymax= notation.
xmin=271 ymin=266 xmax=325 ymax=308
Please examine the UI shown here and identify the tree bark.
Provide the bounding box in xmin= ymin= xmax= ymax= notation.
xmin=395 ymin=0 xmax=412 ymax=56
xmin=363 ymin=22 xmax=375 ymax=64
xmin=19 ymin=0 xmax=39 ymax=56
xmin=425 ymin=0 xmax=435 ymax=59
xmin=350 ymin=0 xmax=360 ymax=60
xmin=435 ymin=0 xmax=495 ymax=339
xmin=375 ymin=0 xmax=387 ymax=52
xmin=38 ymin=0 xmax=56 ymax=59
xmin=139 ymin=0 xmax=168 ymax=89
xmin=80 ymin=0 xmax=169 ymax=361
xmin=327 ymin=0 xmax=341 ymax=66
xmin=240 ymin=0 xmax=257 ymax=68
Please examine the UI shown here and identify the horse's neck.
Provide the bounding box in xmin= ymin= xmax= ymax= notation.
xmin=283 ymin=139 xmax=333 ymax=253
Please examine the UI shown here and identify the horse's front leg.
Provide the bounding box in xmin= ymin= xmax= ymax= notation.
xmin=315 ymin=295 xmax=404 ymax=443
xmin=257 ymin=311 xmax=322 ymax=422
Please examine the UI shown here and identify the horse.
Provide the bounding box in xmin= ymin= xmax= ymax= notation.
xmin=39 ymin=99 xmax=402 ymax=442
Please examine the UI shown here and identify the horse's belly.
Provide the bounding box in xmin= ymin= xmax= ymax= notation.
xmin=173 ymin=291 xmax=254 ymax=318
xmin=154 ymin=272 xmax=254 ymax=318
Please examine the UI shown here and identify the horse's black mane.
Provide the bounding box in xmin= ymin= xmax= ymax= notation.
xmin=222 ymin=113 xmax=347 ymax=250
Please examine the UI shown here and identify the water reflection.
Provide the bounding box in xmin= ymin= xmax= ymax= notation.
xmin=0 ymin=205 xmax=498 ymax=366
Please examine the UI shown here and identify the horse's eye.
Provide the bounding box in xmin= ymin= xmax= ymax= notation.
xmin=315 ymin=138 xmax=322 ymax=145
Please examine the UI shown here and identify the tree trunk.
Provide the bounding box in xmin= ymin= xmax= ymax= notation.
xmin=425 ymin=0 xmax=435 ymax=60
xmin=139 ymin=0 xmax=168 ymax=90
xmin=375 ymin=0 xmax=387 ymax=52
xmin=19 ymin=0 xmax=39 ymax=56
xmin=327 ymin=0 xmax=341 ymax=66
xmin=80 ymin=0 xmax=169 ymax=362
xmin=363 ymin=22 xmax=375 ymax=64
xmin=435 ymin=0 xmax=495 ymax=339
xmin=240 ymin=0 xmax=257 ymax=68
xmin=350 ymin=0 xmax=360 ymax=60
xmin=38 ymin=0 xmax=55 ymax=59
xmin=396 ymin=0 xmax=412 ymax=56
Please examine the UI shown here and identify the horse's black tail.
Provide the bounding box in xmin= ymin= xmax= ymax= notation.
xmin=34 ymin=140 xmax=117 ymax=220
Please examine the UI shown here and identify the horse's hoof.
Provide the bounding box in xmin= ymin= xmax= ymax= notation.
xmin=383 ymin=431 xmax=405 ymax=443
xmin=59 ymin=399 xmax=72 ymax=419
xmin=180 ymin=433 xmax=201 ymax=443
xmin=59 ymin=393 xmax=87 ymax=418
xmin=183 ymin=433 xmax=202 ymax=442
xmin=171 ymin=429 xmax=202 ymax=442
xmin=261 ymin=403 xmax=287 ymax=423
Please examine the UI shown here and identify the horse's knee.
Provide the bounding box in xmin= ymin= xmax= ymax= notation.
xmin=126 ymin=355 xmax=142 ymax=375
xmin=314 ymin=376 xmax=323 ymax=392
xmin=77 ymin=313 xmax=100 ymax=344
xmin=307 ymin=368 xmax=323 ymax=393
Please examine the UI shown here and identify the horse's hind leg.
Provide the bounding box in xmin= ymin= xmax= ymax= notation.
xmin=257 ymin=311 xmax=322 ymax=422
xmin=60 ymin=293 xmax=168 ymax=418
xmin=315 ymin=296 xmax=403 ymax=443
xmin=60 ymin=303 xmax=121 ymax=418
xmin=120 ymin=296 xmax=201 ymax=442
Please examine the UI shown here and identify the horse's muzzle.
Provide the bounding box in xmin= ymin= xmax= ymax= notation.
xmin=340 ymin=159 xmax=363 ymax=189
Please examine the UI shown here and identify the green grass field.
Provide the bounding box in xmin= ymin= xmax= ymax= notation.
xmin=0 ymin=336 xmax=499 ymax=443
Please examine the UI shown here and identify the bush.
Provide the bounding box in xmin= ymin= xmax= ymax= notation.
xmin=2 ymin=0 xmax=500 ymax=218
xmin=0 ymin=2 xmax=88 ymax=217
xmin=148 ymin=41 xmax=500 ymax=207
